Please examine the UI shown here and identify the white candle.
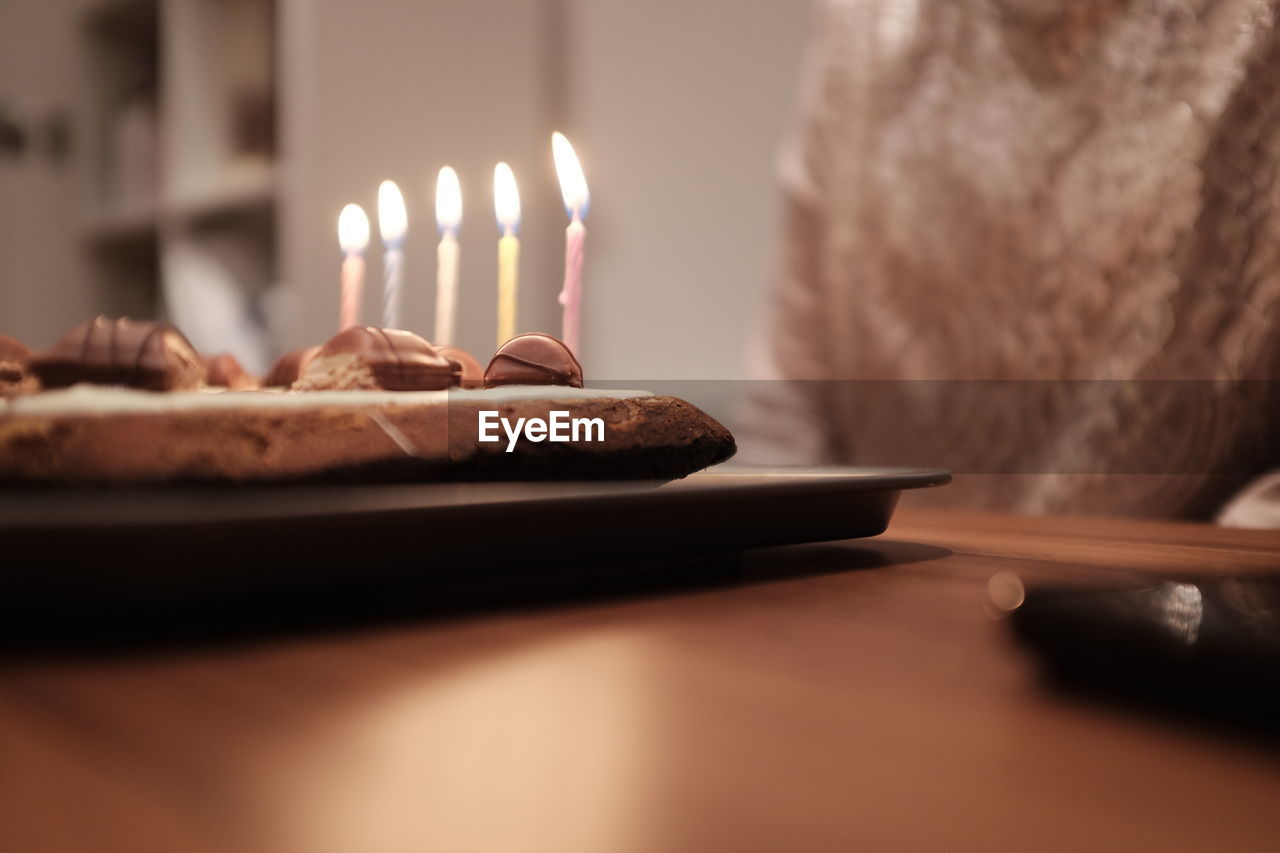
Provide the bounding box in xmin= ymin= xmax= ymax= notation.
xmin=337 ymin=203 xmax=370 ymax=331
xmin=494 ymin=162 xmax=521 ymax=348
xmin=377 ymin=180 xmax=408 ymax=330
xmin=435 ymin=166 xmax=462 ymax=346
xmin=552 ymin=132 xmax=589 ymax=356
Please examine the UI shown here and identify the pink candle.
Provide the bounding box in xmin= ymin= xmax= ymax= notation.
xmin=337 ymin=203 xmax=370 ymax=331
xmin=340 ymin=254 xmax=365 ymax=331
xmin=560 ymin=218 xmax=585 ymax=354
xmin=552 ymin=132 xmax=589 ymax=357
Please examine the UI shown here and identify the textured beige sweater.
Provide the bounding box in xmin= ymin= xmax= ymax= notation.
xmin=748 ymin=0 xmax=1280 ymax=519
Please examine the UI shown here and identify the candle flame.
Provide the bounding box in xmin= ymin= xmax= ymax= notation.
xmin=377 ymin=180 xmax=408 ymax=245
xmin=552 ymin=132 xmax=589 ymax=219
xmin=436 ymin=166 xmax=462 ymax=233
xmin=493 ymin=162 xmax=521 ymax=233
xmin=338 ymin=203 xmax=370 ymax=253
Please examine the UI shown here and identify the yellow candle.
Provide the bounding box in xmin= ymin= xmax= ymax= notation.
xmin=497 ymin=233 xmax=520 ymax=345
xmin=493 ymin=162 xmax=522 ymax=348
xmin=435 ymin=231 xmax=460 ymax=345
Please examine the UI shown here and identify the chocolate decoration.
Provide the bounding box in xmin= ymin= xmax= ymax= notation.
xmin=0 ymin=334 xmax=34 ymax=396
xmin=264 ymin=346 xmax=320 ymax=388
xmin=202 ymin=353 xmax=258 ymax=390
xmin=27 ymin=316 xmax=203 ymax=391
xmin=435 ymin=345 xmax=484 ymax=389
xmin=484 ymin=333 xmax=583 ymax=388
xmin=297 ymin=326 xmax=454 ymax=391
xmin=0 ymin=334 xmax=29 ymax=364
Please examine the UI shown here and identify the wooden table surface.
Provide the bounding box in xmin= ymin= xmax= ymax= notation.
xmin=3 ymin=507 xmax=1280 ymax=853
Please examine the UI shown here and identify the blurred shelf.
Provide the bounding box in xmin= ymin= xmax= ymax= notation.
xmin=165 ymin=162 xmax=277 ymax=225
xmin=81 ymin=200 xmax=160 ymax=248
xmin=75 ymin=0 xmax=280 ymax=321
xmin=82 ymin=0 xmax=158 ymax=39
xmin=82 ymin=163 xmax=276 ymax=247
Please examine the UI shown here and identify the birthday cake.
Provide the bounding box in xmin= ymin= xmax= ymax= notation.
xmin=0 ymin=317 xmax=735 ymax=484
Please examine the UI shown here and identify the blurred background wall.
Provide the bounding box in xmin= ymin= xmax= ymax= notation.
xmin=0 ymin=0 xmax=809 ymax=380
xmin=0 ymin=0 xmax=100 ymax=348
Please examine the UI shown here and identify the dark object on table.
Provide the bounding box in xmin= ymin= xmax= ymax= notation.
xmin=1005 ymin=573 xmax=1280 ymax=729
xmin=27 ymin=316 xmax=203 ymax=391
xmin=485 ymin=333 xmax=583 ymax=388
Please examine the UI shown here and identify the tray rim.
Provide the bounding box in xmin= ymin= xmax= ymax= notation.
xmin=0 ymin=466 xmax=951 ymax=532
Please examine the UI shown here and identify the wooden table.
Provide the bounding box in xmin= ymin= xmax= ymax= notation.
xmin=3 ymin=508 xmax=1280 ymax=852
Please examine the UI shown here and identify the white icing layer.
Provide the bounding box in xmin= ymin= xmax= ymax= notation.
xmin=2 ymin=384 xmax=652 ymax=416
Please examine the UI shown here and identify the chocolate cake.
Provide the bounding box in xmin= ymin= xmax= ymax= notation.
xmin=0 ymin=319 xmax=736 ymax=484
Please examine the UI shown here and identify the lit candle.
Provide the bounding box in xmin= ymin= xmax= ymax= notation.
xmin=435 ymin=166 xmax=462 ymax=346
xmin=377 ymin=180 xmax=408 ymax=330
xmin=337 ymin=203 xmax=370 ymax=331
xmin=552 ymin=132 xmax=589 ymax=356
xmin=493 ymin=162 xmax=521 ymax=348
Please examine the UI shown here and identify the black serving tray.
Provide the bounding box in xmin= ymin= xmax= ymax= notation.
xmin=0 ymin=466 xmax=950 ymax=600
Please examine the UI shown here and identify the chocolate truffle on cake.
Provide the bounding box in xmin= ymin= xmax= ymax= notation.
xmin=484 ymin=333 xmax=583 ymax=388
xmin=264 ymin=346 xmax=320 ymax=388
xmin=435 ymin=345 xmax=484 ymax=389
xmin=0 ymin=334 xmax=28 ymax=363
xmin=294 ymin=326 xmax=455 ymax=391
xmin=202 ymin=353 xmax=259 ymax=390
xmin=27 ymin=316 xmax=203 ymax=391
xmin=0 ymin=334 xmax=37 ymax=398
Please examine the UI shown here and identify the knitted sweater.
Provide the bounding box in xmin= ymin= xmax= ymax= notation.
xmin=748 ymin=0 xmax=1280 ymax=518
